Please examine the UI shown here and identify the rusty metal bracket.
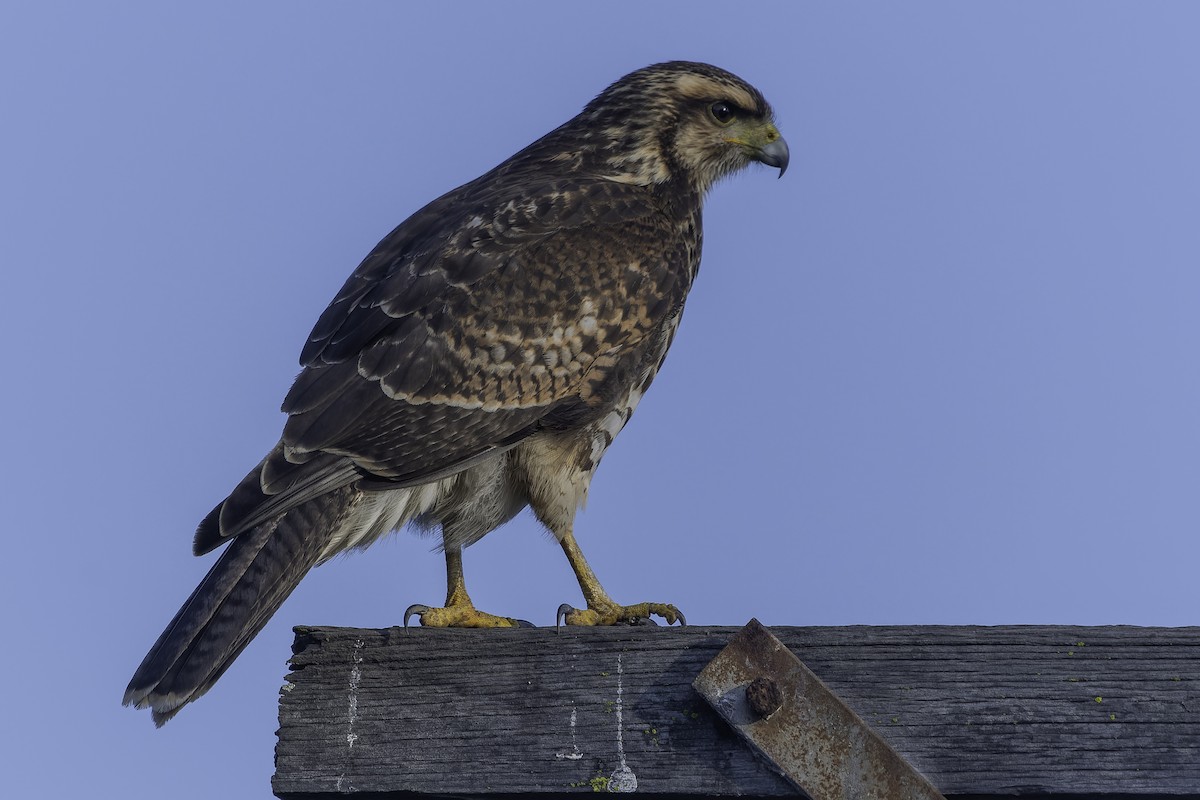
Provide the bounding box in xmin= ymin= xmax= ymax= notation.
xmin=693 ymin=619 xmax=946 ymax=800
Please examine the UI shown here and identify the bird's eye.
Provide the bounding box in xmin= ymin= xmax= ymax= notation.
xmin=709 ymin=101 xmax=736 ymax=125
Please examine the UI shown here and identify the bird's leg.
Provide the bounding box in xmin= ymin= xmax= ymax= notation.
xmin=404 ymin=546 xmax=530 ymax=628
xmin=555 ymin=527 xmax=685 ymax=628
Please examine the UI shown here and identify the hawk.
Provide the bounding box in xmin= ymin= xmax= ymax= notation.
xmin=125 ymin=61 xmax=788 ymax=725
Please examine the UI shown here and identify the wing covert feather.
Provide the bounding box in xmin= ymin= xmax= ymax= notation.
xmin=282 ymin=175 xmax=698 ymax=486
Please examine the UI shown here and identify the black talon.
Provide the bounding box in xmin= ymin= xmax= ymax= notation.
xmin=675 ymin=609 xmax=687 ymax=627
xmin=555 ymin=603 xmax=576 ymax=633
xmin=403 ymin=604 xmax=430 ymax=629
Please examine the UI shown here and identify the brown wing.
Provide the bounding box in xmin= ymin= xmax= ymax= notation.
xmin=200 ymin=175 xmax=697 ymax=552
xmin=277 ymin=176 xmax=694 ymax=484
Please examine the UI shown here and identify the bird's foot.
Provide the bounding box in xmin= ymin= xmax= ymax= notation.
xmin=404 ymin=602 xmax=533 ymax=629
xmin=556 ymin=600 xmax=686 ymax=630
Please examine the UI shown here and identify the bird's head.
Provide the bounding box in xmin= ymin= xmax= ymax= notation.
xmin=578 ymin=61 xmax=788 ymax=193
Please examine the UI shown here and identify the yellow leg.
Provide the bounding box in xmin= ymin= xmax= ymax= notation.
xmin=556 ymin=528 xmax=685 ymax=628
xmin=405 ymin=546 xmax=529 ymax=628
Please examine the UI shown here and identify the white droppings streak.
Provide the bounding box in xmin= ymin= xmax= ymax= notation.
xmin=556 ymin=706 xmax=583 ymax=760
xmin=346 ymin=638 xmax=364 ymax=748
xmin=609 ymin=653 xmax=638 ymax=792
xmin=337 ymin=638 xmax=365 ymax=793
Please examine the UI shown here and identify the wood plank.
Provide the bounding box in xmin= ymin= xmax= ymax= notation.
xmin=273 ymin=624 xmax=1200 ymax=798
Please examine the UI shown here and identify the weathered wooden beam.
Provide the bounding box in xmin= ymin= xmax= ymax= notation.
xmin=273 ymin=624 xmax=1200 ymax=798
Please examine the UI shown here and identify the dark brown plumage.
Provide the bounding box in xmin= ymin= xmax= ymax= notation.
xmin=125 ymin=61 xmax=787 ymax=725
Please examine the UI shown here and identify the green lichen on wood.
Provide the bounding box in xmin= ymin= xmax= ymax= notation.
xmin=567 ymin=775 xmax=610 ymax=792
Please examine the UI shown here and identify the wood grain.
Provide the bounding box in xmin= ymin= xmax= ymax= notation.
xmin=273 ymin=624 xmax=1200 ymax=798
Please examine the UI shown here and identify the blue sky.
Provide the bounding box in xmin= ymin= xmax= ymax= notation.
xmin=2 ymin=2 xmax=1198 ymax=797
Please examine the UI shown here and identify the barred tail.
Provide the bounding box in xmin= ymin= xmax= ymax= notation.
xmin=123 ymin=487 xmax=356 ymax=725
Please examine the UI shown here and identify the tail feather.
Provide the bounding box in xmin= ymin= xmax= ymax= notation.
xmin=124 ymin=486 xmax=356 ymax=725
xmin=192 ymin=446 xmax=359 ymax=556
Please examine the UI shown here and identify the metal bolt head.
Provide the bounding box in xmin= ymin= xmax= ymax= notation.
xmin=746 ymin=676 xmax=783 ymax=719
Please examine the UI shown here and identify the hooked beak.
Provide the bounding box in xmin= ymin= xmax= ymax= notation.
xmin=754 ymin=135 xmax=790 ymax=178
